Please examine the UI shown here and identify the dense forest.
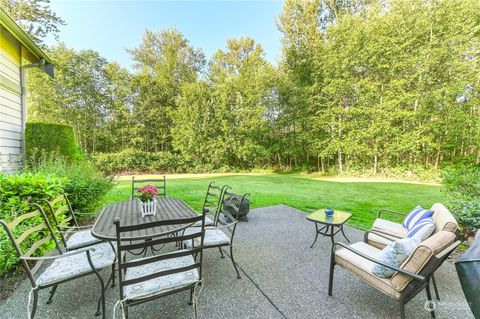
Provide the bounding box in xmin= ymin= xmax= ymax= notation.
xmin=23 ymin=0 xmax=480 ymax=175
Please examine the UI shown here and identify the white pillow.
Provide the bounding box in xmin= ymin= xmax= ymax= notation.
xmin=372 ymin=237 xmax=419 ymax=278
xmin=406 ymin=217 xmax=435 ymax=242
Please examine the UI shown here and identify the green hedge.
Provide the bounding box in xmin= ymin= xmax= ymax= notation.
xmin=25 ymin=122 xmax=78 ymax=162
xmin=92 ymin=149 xmax=191 ymax=174
xmin=0 ymin=172 xmax=67 ymax=275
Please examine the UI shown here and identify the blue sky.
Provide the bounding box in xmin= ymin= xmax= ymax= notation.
xmin=46 ymin=0 xmax=284 ymax=68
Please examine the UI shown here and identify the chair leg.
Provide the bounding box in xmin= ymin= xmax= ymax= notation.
xmin=93 ymin=273 xmax=106 ymax=319
xmin=46 ymin=284 xmax=58 ymax=304
xmin=399 ymin=300 xmax=405 ymax=319
xmin=431 ymin=274 xmax=440 ymax=300
xmin=111 ymin=263 xmax=116 ymax=287
xmin=328 ymin=262 xmax=334 ymax=296
xmin=189 ymin=288 xmax=193 ymax=305
xmin=426 ymin=282 xmax=436 ymax=319
xmin=229 ymin=245 xmax=241 ymax=279
xmin=218 ymin=247 xmax=225 ymax=258
xmin=30 ymin=289 xmax=39 ymax=319
xmin=124 ymin=305 xmax=129 ymax=319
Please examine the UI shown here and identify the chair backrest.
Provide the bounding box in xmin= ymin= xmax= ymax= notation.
xmin=131 ymin=176 xmax=167 ymax=199
xmin=113 ymin=212 xmax=205 ymax=301
xmin=391 ymin=230 xmax=458 ymax=292
xmin=202 ymin=182 xmax=228 ymax=222
xmin=0 ymin=203 xmax=61 ymax=286
xmin=430 ymin=203 xmax=458 ymax=234
xmin=61 ymin=191 xmax=80 ymax=228
xmin=215 ymin=192 xmax=249 ymax=233
xmin=41 ymin=193 xmax=77 ymax=248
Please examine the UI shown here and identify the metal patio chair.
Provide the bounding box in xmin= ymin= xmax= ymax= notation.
xmin=41 ymin=192 xmax=102 ymax=251
xmin=131 ymin=176 xmax=167 ymax=199
xmin=183 ymin=191 xmax=249 ymax=279
xmin=113 ymin=211 xmax=206 ymax=318
xmin=364 ymin=203 xmax=459 ymax=300
xmin=0 ymin=203 xmax=115 ymax=319
xmin=192 ymin=182 xmax=229 ymax=227
xmin=329 ymin=230 xmax=461 ymax=319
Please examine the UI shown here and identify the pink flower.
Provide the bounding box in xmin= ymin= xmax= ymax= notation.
xmin=138 ymin=184 xmax=158 ymax=201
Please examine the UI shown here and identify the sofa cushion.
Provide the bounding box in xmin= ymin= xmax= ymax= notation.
xmin=431 ymin=203 xmax=458 ymax=233
xmin=372 ymin=218 xmax=408 ymax=238
xmin=66 ymin=229 xmax=101 ymax=250
xmin=335 ymin=242 xmax=402 ymax=300
xmin=402 ymin=206 xmax=434 ymax=230
xmin=372 ymin=238 xmax=419 ymax=278
xmin=36 ymin=242 xmax=115 ymax=286
xmin=123 ymin=254 xmax=199 ymax=300
xmin=367 ymin=232 xmax=394 ymax=249
xmin=391 ymin=231 xmax=456 ymax=291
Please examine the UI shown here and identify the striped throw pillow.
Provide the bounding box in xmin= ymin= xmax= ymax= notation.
xmin=402 ymin=206 xmax=434 ymax=230
xmin=407 ymin=217 xmax=435 ymax=241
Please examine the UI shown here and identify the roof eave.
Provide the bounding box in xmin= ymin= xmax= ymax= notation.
xmin=0 ymin=7 xmax=54 ymax=78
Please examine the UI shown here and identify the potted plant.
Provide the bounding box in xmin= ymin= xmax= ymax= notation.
xmin=138 ymin=184 xmax=158 ymax=217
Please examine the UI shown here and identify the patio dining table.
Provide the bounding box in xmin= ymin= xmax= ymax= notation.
xmin=91 ymin=197 xmax=198 ymax=241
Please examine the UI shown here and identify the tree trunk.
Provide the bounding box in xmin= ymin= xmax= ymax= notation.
xmin=373 ymin=154 xmax=377 ymax=176
xmin=338 ymin=149 xmax=343 ymax=174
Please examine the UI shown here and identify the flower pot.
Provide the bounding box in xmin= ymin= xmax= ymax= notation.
xmin=139 ymin=199 xmax=157 ymax=217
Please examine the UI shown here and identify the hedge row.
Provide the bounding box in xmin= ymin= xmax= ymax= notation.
xmin=92 ymin=149 xmax=193 ymax=174
xmin=25 ymin=122 xmax=82 ymax=163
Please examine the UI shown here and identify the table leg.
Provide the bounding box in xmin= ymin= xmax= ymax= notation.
xmin=340 ymin=225 xmax=350 ymax=242
xmin=310 ymin=223 xmax=320 ymax=248
xmin=330 ymin=225 xmax=335 ymax=245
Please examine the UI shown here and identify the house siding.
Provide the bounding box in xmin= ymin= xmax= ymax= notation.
xmin=0 ymin=25 xmax=23 ymax=171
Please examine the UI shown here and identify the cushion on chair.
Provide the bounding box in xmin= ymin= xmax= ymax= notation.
xmin=372 ymin=237 xmax=419 ymax=278
xmin=406 ymin=218 xmax=435 ymax=242
xmin=372 ymin=219 xmax=408 ymax=238
xmin=192 ymin=216 xmax=214 ymax=227
xmin=335 ymin=242 xmax=402 ymax=300
xmin=36 ymin=242 xmax=115 ymax=286
xmin=391 ymin=231 xmax=456 ymax=291
xmin=123 ymin=254 xmax=199 ymax=300
xmin=431 ymin=203 xmax=458 ymax=233
xmin=366 ymin=232 xmax=394 ymax=249
xmin=183 ymin=227 xmax=230 ymax=248
xmin=66 ymin=229 xmax=102 ymax=250
xmin=402 ymin=206 xmax=434 ymax=230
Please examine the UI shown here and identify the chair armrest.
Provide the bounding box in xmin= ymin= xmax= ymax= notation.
xmin=73 ymin=211 xmax=94 ymax=216
xmin=215 ymin=219 xmax=238 ymax=230
xmin=58 ymin=224 xmax=92 ymax=231
xmin=332 ymin=242 xmax=425 ymax=281
xmin=20 ymin=247 xmax=93 ymax=261
xmin=378 ymin=209 xmax=406 ymax=219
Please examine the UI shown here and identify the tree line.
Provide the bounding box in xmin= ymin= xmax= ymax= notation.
xmin=25 ymin=0 xmax=480 ymax=175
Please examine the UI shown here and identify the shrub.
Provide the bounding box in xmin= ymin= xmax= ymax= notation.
xmin=25 ymin=122 xmax=78 ymax=163
xmin=442 ymin=164 xmax=480 ymax=236
xmin=0 ymin=172 xmax=67 ymax=275
xmin=27 ymin=156 xmax=115 ymax=215
xmin=92 ymin=149 xmax=190 ymax=174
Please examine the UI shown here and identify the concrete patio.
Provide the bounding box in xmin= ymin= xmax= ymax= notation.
xmin=0 ymin=205 xmax=472 ymax=319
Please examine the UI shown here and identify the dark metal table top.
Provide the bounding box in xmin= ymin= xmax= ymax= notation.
xmin=92 ymin=198 xmax=198 ymax=241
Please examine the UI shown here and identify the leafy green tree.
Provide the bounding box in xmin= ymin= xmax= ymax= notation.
xmin=128 ymin=29 xmax=206 ymax=152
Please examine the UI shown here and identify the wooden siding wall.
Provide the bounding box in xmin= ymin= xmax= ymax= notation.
xmin=0 ymin=25 xmax=23 ymax=170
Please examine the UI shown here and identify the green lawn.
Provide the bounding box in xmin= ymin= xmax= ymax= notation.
xmin=103 ymin=174 xmax=444 ymax=230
